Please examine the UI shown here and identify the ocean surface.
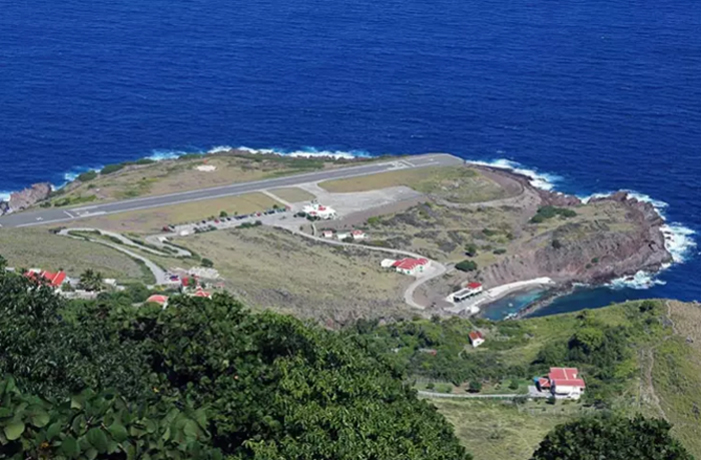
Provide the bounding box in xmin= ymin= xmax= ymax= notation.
xmin=1 ymin=0 xmax=699 ymax=316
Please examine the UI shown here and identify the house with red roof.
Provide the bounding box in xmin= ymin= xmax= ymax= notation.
xmin=321 ymin=229 xmax=334 ymax=239
xmin=468 ymin=331 xmax=485 ymax=348
xmin=548 ymin=367 xmax=586 ymax=399
xmin=146 ymin=294 xmax=169 ymax=308
xmin=452 ymin=282 xmax=483 ymax=303
xmin=26 ymin=269 xmax=68 ymax=290
xmin=351 ymin=230 xmax=366 ymax=240
xmin=192 ymin=288 xmax=211 ymax=299
xmin=392 ymin=258 xmax=430 ymax=276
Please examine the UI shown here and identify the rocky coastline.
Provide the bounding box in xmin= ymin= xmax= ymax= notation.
xmin=0 ymin=183 xmax=52 ymax=216
xmin=471 ymin=165 xmax=673 ymax=318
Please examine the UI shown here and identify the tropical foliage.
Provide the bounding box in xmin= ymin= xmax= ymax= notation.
xmin=0 ymin=265 xmax=469 ymax=459
xmin=532 ymin=414 xmax=692 ymax=460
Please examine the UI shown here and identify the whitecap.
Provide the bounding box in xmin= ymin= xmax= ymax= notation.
xmin=661 ymin=223 xmax=697 ymax=264
xmin=468 ymin=158 xmax=562 ymax=191
xmin=237 ymin=145 xmax=371 ymax=160
xmin=606 ymin=270 xmax=667 ymax=290
xmin=147 ymin=149 xmax=188 ymax=161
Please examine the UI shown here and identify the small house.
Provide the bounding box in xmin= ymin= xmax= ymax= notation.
xmin=351 ymin=230 xmax=366 ymax=240
xmin=26 ymin=269 xmax=67 ymax=290
xmin=468 ymin=331 xmax=485 ymax=348
xmin=321 ymin=230 xmax=334 ymax=239
xmin=146 ymin=294 xmax=169 ymax=308
xmin=192 ymin=288 xmax=211 ymax=299
xmin=548 ymin=367 xmax=586 ymax=399
xmin=392 ymin=258 xmax=430 ymax=276
xmin=336 ymin=232 xmax=350 ymax=241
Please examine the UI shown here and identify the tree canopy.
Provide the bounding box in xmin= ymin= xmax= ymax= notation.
xmin=531 ymin=414 xmax=693 ymax=460
xmin=0 ymin=266 xmax=469 ymax=459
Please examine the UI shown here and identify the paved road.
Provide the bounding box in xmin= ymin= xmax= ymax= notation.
xmin=280 ymin=226 xmax=447 ymax=310
xmin=58 ymin=229 xmax=168 ymax=285
xmin=0 ymin=153 xmax=463 ymax=228
xmin=417 ymin=391 xmax=521 ymax=399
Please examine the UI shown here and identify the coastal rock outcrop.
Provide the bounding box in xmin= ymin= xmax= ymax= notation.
xmin=478 ymin=189 xmax=672 ymax=288
xmin=0 ymin=183 xmax=52 ymax=215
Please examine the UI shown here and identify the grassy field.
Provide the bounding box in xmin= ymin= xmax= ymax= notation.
xmin=652 ymin=300 xmax=701 ymax=455
xmin=431 ymin=399 xmax=587 ymax=460
xmin=0 ymin=228 xmax=150 ymax=283
xmin=68 ymin=193 xmax=282 ymax=234
xmin=319 ymin=166 xmax=509 ymax=204
xmin=47 ymin=150 xmax=375 ymax=207
xmin=171 ymin=226 xmax=412 ymax=325
xmin=268 ymin=187 xmax=316 ymax=203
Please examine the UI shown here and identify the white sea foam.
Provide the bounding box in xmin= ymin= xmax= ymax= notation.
xmin=661 ymin=223 xmax=697 ymax=264
xmin=237 ymin=145 xmax=371 ymax=160
xmin=147 ymin=149 xmax=188 ymax=161
xmin=0 ymin=191 xmax=12 ymax=202
xmin=606 ymin=271 xmax=667 ymax=290
xmin=467 ymin=158 xmax=561 ymax=191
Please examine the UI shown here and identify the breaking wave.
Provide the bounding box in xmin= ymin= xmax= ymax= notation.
xmin=606 ymin=271 xmax=667 ymax=290
xmin=467 ymin=158 xmax=562 ymax=191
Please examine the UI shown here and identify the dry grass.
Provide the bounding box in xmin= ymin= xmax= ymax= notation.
xmin=267 ymin=187 xmax=316 ymax=203
xmin=67 ymin=193 xmax=281 ymax=234
xmin=320 ymin=166 xmax=508 ymax=203
xmin=0 ymin=228 xmax=149 ymax=282
xmin=653 ymin=300 xmax=701 ymax=456
xmin=170 ymin=226 xmax=413 ymax=326
xmin=52 ymin=151 xmax=369 ymax=206
xmin=431 ymin=399 xmax=586 ymax=460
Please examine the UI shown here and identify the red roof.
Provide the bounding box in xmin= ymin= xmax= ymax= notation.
xmin=468 ymin=331 xmax=484 ymax=341
xmin=549 ymin=367 xmax=586 ymax=388
xmin=146 ymin=295 xmax=168 ymax=305
xmin=26 ymin=270 xmax=67 ymax=288
xmin=193 ymin=289 xmax=211 ymax=298
xmin=394 ymin=258 xmax=429 ymax=270
xmin=538 ymin=378 xmax=551 ymax=388
xmin=352 ymin=230 xmax=365 ymax=235
xmin=467 ymin=282 xmax=482 ymax=289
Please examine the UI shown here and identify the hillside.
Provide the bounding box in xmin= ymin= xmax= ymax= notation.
xmin=349 ymin=299 xmax=701 ymax=459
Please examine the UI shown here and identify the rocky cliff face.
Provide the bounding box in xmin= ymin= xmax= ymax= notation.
xmin=478 ymin=187 xmax=672 ymax=287
xmin=0 ymin=183 xmax=52 ymax=215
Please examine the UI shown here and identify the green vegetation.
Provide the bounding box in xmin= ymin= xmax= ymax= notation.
xmin=465 ymin=243 xmax=478 ymax=257
xmin=200 ymin=258 xmax=214 ymax=268
xmin=53 ymin=194 xmax=98 ymax=207
xmin=0 ymin=264 xmax=468 ymax=459
xmin=76 ymin=170 xmax=98 ymax=182
xmin=530 ymin=206 xmax=577 ymax=224
xmin=532 ymin=414 xmax=692 ymax=460
xmin=456 ymin=260 xmax=478 ymax=272
xmin=100 ymin=163 xmax=126 ymax=175
xmin=78 ymin=269 xmax=104 ymax=291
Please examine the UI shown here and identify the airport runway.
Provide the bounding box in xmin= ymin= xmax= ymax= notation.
xmin=0 ymin=153 xmax=463 ymax=228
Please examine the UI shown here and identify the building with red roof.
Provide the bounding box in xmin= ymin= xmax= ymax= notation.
xmin=392 ymin=257 xmax=430 ymax=276
xmin=468 ymin=330 xmax=485 ymax=348
xmin=192 ymin=289 xmax=211 ymax=299
xmin=548 ymin=367 xmax=586 ymax=399
xmin=146 ymin=294 xmax=169 ymax=307
xmin=351 ymin=230 xmax=366 ymax=240
xmin=26 ymin=269 xmax=68 ymax=289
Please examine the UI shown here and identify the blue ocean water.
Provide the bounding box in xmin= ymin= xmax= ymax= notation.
xmin=1 ymin=0 xmax=700 ymax=312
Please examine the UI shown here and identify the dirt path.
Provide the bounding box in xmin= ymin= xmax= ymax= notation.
xmin=417 ymin=390 xmax=520 ymax=399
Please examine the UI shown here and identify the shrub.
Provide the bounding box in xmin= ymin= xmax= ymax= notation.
xmin=552 ymin=239 xmax=563 ymax=249
xmin=508 ymin=379 xmax=520 ymax=390
xmin=100 ymin=163 xmax=126 ymax=175
xmin=468 ymin=380 xmax=482 ymax=393
xmin=455 ymin=260 xmax=478 ymax=272
xmin=367 ymin=216 xmax=381 ymax=227
xmin=76 ymin=170 xmax=98 ymax=182
xmin=493 ymin=248 xmax=507 ymax=255
xmin=219 ymin=211 xmax=228 ymax=217
xmin=201 ymin=258 xmax=214 ymax=268
xmin=464 ymin=243 xmax=478 ymax=257
xmin=531 ymin=206 xmax=577 ymax=224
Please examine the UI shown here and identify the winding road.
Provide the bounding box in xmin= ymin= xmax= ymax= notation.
xmin=282 ymin=226 xmax=449 ymax=309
